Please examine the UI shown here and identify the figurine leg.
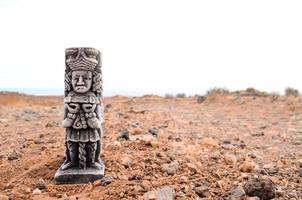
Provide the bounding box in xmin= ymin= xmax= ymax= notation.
xmin=95 ymin=127 xmax=103 ymax=163
xmin=62 ymin=142 xmax=78 ymax=170
xmin=87 ymin=142 xmax=98 ymax=168
xmin=79 ymin=142 xmax=87 ymax=169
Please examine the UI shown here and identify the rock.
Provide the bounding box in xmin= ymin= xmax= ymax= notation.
xmin=148 ymin=128 xmax=158 ymax=136
xmin=34 ymin=139 xmax=44 ymax=144
xmin=101 ymin=176 xmax=114 ymax=186
xmin=121 ymin=156 xmax=133 ymax=168
xmin=0 ymin=195 xmax=9 ymax=200
xmin=45 ymin=122 xmax=55 ymax=127
xmin=144 ymin=186 xmax=174 ymax=200
xmin=25 ymin=188 xmax=31 ymax=194
xmin=239 ymin=161 xmax=254 ymax=173
xmin=35 ymin=178 xmax=46 ymax=189
xmin=32 ymin=188 xmax=42 ymax=195
xmin=263 ymin=164 xmax=278 ymax=175
xmin=4 ymin=183 xmax=14 ymax=189
xmin=223 ymin=154 xmax=237 ymax=165
xmin=197 ymin=95 xmax=206 ymax=103
xmin=7 ymin=150 xmax=18 ymax=160
xmin=251 ymin=132 xmax=264 ymax=137
xmin=222 ymin=139 xmax=231 ymax=144
xmin=187 ymin=163 xmax=198 ymax=173
xmin=46 ymin=183 xmax=55 ymax=192
xmin=202 ymin=137 xmax=218 ymax=147
xmin=229 ymin=186 xmax=246 ymax=200
xmin=298 ymin=168 xmax=302 ymax=177
xmin=118 ymin=129 xmax=129 ymax=140
xmin=193 ymin=185 xmax=209 ymax=198
xmin=244 ymin=177 xmax=275 ymax=200
xmin=248 ymin=152 xmax=257 ymax=158
xmin=62 ymin=194 xmax=69 ymax=200
xmin=161 ymin=160 xmax=179 ymax=175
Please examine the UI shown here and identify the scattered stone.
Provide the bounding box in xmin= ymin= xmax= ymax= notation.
xmin=4 ymin=183 xmax=14 ymax=189
xmin=144 ymin=186 xmax=174 ymax=200
xmin=7 ymin=150 xmax=18 ymax=160
xmin=248 ymin=152 xmax=257 ymax=158
xmin=62 ymin=194 xmax=69 ymax=200
xmin=121 ymin=156 xmax=133 ymax=168
xmin=251 ymin=132 xmax=264 ymax=137
xmin=223 ymin=154 xmax=237 ymax=165
xmin=148 ymin=128 xmax=158 ymax=136
xmin=25 ymin=188 xmax=31 ymax=194
xmin=298 ymin=168 xmax=302 ymax=177
xmin=210 ymin=152 xmax=221 ymax=160
xmin=187 ymin=163 xmax=198 ymax=173
xmin=101 ymin=176 xmax=114 ymax=186
xmin=228 ymin=186 xmax=246 ymax=200
xmin=34 ymin=139 xmax=43 ymax=144
xmin=45 ymin=121 xmax=57 ymax=127
xmin=161 ymin=160 xmax=179 ymax=175
xmin=46 ymin=183 xmax=55 ymax=192
xmin=0 ymin=194 xmax=9 ymax=200
xmin=239 ymin=161 xmax=254 ymax=173
xmin=32 ymin=188 xmax=42 ymax=195
xmin=197 ymin=95 xmax=206 ymax=103
xmin=263 ymin=164 xmax=278 ymax=175
xmin=222 ymin=139 xmax=231 ymax=144
xmin=244 ymin=177 xmax=275 ymax=200
xmin=105 ymin=104 xmax=112 ymax=109
xmin=118 ymin=129 xmax=129 ymax=140
xmin=35 ymin=178 xmax=46 ymax=190
xmin=202 ymin=137 xmax=218 ymax=147
xmin=193 ymin=185 xmax=209 ymax=198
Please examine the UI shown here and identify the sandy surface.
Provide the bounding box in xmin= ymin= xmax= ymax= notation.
xmin=0 ymin=92 xmax=301 ymax=200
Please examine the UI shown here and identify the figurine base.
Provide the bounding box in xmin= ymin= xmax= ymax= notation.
xmin=54 ymin=162 xmax=105 ymax=184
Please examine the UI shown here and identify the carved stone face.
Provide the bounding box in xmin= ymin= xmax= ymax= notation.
xmin=71 ymin=70 xmax=92 ymax=93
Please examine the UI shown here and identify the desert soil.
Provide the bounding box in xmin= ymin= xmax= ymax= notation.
xmin=0 ymin=92 xmax=301 ymax=200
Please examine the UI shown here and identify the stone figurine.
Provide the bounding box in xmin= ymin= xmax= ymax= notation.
xmin=54 ymin=47 xmax=105 ymax=184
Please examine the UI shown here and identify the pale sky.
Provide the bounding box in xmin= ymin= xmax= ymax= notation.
xmin=0 ymin=0 xmax=301 ymax=95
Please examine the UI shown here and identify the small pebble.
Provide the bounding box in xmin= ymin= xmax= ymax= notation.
xmin=35 ymin=178 xmax=46 ymax=189
xmin=32 ymin=188 xmax=42 ymax=195
xmin=7 ymin=150 xmax=18 ymax=160
xmin=161 ymin=160 xmax=179 ymax=175
xmin=148 ymin=128 xmax=158 ymax=136
xmin=118 ymin=129 xmax=129 ymax=140
xmin=101 ymin=176 xmax=114 ymax=186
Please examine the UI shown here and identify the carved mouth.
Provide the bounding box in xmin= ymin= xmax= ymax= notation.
xmin=75 ymin=86 xmax=87 ymax=90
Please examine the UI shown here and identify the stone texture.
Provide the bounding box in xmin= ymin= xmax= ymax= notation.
xmin=144 ymin=187 xmax=174 ymax=200
xmin=54 ymin=47 xmax=105 ymax=184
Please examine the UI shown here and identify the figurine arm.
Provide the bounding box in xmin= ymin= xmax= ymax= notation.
xmin=63 ymin=103 xmax=79 ymax=128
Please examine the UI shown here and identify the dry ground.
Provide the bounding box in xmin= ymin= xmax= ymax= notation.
xmin=0 ymin=92 xmax=301 ymax=200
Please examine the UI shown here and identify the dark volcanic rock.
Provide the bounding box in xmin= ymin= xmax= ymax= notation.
xmin=148 ymin=127 xmax=158 ymax=136
xmin=244 ymin=177 xmax=275 ymax=200
xmin=118 ymin=129 xmax=129 ymax=140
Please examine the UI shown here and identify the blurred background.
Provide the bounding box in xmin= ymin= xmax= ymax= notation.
xmin=0 ymin=0 xmax=301 ymax=96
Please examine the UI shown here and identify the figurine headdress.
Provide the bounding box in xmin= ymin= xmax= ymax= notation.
xmin=66 ymin=47 xmax=99 ymax=71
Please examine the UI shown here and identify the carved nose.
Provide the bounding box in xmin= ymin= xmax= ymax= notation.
xmin=77 ymin=76 xmax=85 ymax=85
